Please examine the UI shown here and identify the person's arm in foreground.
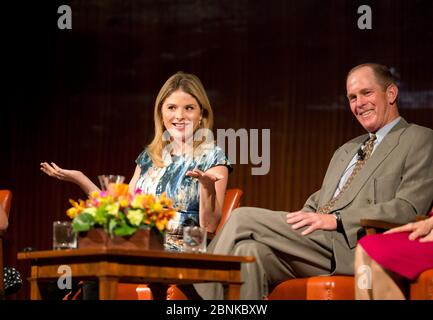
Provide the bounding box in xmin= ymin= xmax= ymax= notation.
xmin=385 ymin=216 xmax=433 ymax=243
xmin=40 ymin=162 xmax=100 ymax=195
xmin=187 ymin=166 xmax=229 ymax=233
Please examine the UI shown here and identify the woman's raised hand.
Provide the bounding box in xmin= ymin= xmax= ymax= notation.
xmin=186 ymin=168 xmax=224 ymax=190
xmin=40 ymin=162 xmax=83 ymax=183
xmin=40 ymin=162 xmax=100 ymax=194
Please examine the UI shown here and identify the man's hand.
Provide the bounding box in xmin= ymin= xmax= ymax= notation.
xmin=286 ymin=211 xmax=337 ymax=235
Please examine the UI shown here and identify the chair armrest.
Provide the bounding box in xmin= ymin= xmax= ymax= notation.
xmin=415 ymin=215 xmax=428 ymax=222
xmin=360 ymin=219 xmax=402 ymax=230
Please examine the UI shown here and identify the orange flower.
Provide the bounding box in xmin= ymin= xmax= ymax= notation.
xmin=159 ymin=192 xmax=173 ymax=207
xmin=107 ymin=183 xmax=129 ymax=198
xmin=66 ymin=199 xmax=86 ymax=218
xmin=152 ymin=202 xmax=163 ymax=213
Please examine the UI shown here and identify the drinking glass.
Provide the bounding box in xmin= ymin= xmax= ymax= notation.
xmin=98 ymin=174 xmax=125 ymax=190
xmin=53 ymin=221 xmax=77 ymax=250
xmin=183 ymin=226 xmax=207 ymax=253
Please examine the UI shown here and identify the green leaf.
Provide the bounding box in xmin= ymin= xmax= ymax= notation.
xmin=118 ymin=211 xmax=126 ymax=221
xmin=114 ymin=224 xmax=137 ymax=237
xmin=108 ymin=218 xmax=118 ymax=237
xmin=94 ymin=206 xmax=108 ymax=225
xmin=72 ymin=212 xmax=95 ymax=232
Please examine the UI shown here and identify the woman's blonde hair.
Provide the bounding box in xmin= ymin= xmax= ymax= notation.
xmin=147 ymin=72 xmax=214 ymax=167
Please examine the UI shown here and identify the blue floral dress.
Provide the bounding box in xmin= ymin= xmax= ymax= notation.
xmin=135 ymin=143 xmax=232 ymax=251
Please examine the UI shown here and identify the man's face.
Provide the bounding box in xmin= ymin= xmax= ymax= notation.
xmin=346 ymin=67 xmax=398 ymax=133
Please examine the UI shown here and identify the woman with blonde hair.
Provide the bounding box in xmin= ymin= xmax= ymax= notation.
xmin=41 ymin=71 xmax=231 ymax=251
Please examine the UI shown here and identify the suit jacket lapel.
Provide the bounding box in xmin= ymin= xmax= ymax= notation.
xmin=321 ymin=139 xmax=364 ymax=205
xmin=334 ymin=118 xmax=409 ymax=210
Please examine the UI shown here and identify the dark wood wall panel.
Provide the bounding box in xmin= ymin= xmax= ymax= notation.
xmin=2 ymin=0 xmax=432 ymax=299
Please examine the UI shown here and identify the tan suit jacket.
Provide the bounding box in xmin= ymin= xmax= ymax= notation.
xmin=303 ymin=118 xmax=433 ymax=274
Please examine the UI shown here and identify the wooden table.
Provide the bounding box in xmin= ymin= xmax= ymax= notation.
xmin=17 ymin=248 xmax=255 ymax=300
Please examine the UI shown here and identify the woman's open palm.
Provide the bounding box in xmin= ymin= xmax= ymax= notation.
xmin=40 ymin=162 xmax=81 ymax=183
xmin=186 ymin=168 xmax=223 ymax=190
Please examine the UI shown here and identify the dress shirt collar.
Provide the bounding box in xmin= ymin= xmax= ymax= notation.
xmin=371 ymin=116 xmax=401 ymax=144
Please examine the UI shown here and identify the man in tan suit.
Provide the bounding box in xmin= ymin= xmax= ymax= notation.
xmin=194 ymin=63 xmax=433 ymax=299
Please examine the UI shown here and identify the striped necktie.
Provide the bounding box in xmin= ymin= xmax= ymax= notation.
xmin=318 ymin=134 xmax=377 ymax=214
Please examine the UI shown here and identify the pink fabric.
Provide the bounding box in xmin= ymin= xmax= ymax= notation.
xmin=359 ymin=232 xmax=433 ymax=280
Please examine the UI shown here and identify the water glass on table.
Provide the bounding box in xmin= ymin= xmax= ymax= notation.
xmin=183 ymin=226 xmax=207 ymax=253
xmin=53 ymin=221 xmax=77 ymax=250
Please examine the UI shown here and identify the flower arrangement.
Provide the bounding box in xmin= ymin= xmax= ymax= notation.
xmin=66 ymin=183 xmax=176 ymax=237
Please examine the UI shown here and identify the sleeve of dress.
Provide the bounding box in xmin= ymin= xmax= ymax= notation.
xmin=135 ymin=149 xmax=151 ymax=168
xmin=199 ymin=145 xmax=233 ymax=174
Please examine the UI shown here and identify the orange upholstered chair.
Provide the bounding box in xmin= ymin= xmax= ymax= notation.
xmin=267 ymin=276 xmax=354 ymax=300
xmin=117 ymin=188 xmax=244 ymax=300
xmin=0 ymin=189 xmax=13 ymax=297
xmin=410 ymin=268 xmax=433 ymax=300
xmin=214 ymin=188 xmax=243 ymax=234
xmin=268 ymin=207 xmax=433 ymax=300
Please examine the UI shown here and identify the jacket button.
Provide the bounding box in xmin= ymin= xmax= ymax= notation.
xmin=367 ymin=199 xmax=372 ymax=204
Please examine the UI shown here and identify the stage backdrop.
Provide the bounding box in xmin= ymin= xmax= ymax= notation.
xmin=2 ymin=0 xmax=432 ymax=299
